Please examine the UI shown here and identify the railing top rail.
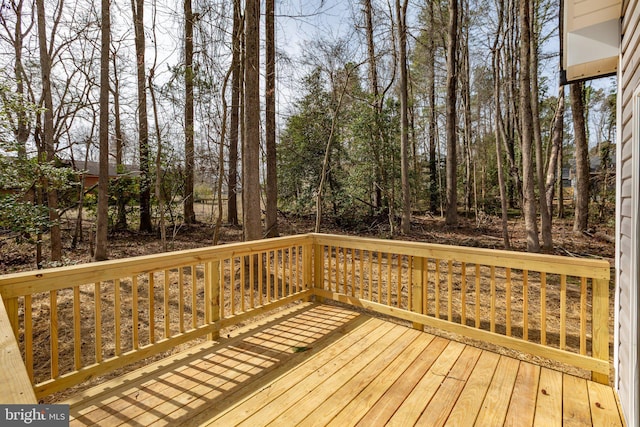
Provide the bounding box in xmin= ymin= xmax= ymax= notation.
xmin=310 ymin=233 xmax=611 ymax=280
xmin=0 ymin=232 xmax=610 ymax=299
xmin=0 ymin=234 xmax=313 ymax=298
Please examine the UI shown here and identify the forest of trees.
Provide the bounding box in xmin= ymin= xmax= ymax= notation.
xmin=0 ymin=0 xmax=617 ymax=266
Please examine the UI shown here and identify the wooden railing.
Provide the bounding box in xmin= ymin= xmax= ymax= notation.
xmin=0 ymin=235 xmax=312 ymax=399
xmin=311 ymin=234 xmax=611 ymax=384
xmin=0 ymin=233 xmax=612 ymax=401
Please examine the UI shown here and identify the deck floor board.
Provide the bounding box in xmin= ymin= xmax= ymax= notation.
xmin=64 ymin=302 xmax=625 ymax=426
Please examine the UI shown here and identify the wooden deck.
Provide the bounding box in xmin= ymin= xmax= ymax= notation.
xmin=64 ymin=302 xmax=623 ymax=426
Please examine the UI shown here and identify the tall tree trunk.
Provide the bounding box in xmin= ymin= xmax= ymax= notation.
xmin=184 ymin=0 xmax=196 ymax=224
xmin=529 ymin=1 xmax=552 ymax=251
xmin=132 ymin=0 xmax=152 ymax=232
xmin=545 ymin=86 xmax=565 ymax=219
xmin=8 ymin=0 xmax=31 ymax=158
xmin=397 ymin=0 xmax=410 ymax=234
xmin=519 ymin=0 xmax=540 ymax=252
xmin=150 ymin=0 xmax=166 ymax=251
xmin=35 ymin=0 xmax=61 ymax=261
xmin=571 ymin=82 xmax=589 ymax=234
xmin=94 ymin=0 xmax=110 ymax=261
xmin=363 ymin=0 xmax=384 ymax=210
xmin=428 ymin=1 xmax=437 ymax=214
xmin=112 ymin=54 xmax=127 ymax=230
xmin=227 ymin=0 xmax=241 ymax=226
xmin=264 ymin=0 xmax=278 ymax=237
xmin=445 ymin=0 xmax=458 ymax=226
xmin=492 ymin=0 xmax=510 ymax=250
xmin=243 ymin=0 xmax=261 ymax=241
xmin=461 ymin=7 xmax=473 ymax=216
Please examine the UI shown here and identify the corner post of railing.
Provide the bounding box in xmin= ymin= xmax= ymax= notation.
xmin=411 ymin=257 xmax=425 ymax=331
xmin=0 ymin=294 xmax=37 ymax=403
xmin=207 ymin=260 xmax=221 ymax=340
xmin=591 ymin=275 xmax=610 ymax=384
xmin=313 ymin=236 xmax=324 ymax=303
xmin=303 ymin=237 xmax=313 ymax=301
xmin=1 ymin=293 xmax=19 ymax=339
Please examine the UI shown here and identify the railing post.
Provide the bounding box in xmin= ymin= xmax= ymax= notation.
xmin=313 ymin=241 xmax=324 ymax=303
xmin=2 ymin=296 xmax=19 ymax=339
xmin=411 ymin=257 xmax=425 ymax=331
xmin=591 ymin=277 xmax=610 ymax=384
xmin=303 ymin=241 xmax=313 ymax=301
xmin=207 ymin=260 xmax=221 ymax=340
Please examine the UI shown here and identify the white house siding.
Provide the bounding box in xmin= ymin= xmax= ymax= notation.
xmin=618 ymin=1 xmax=640 ymax=425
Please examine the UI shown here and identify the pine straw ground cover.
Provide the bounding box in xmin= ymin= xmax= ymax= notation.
xmin=0 ymin=211 xmax=615 ymax=403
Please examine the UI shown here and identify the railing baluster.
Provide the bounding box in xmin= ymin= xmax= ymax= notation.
xmin=250 ymin=254 xmax=255 ymax=307
xmin=267 ymin=252 xmax=273 ymax=302
xmin=424 ymin=259 xmax=429 ymax=316
xmin=367 ymin=251 xmax=372 ymax=300
xmin=351 ymin=249 xmax=356 ymax=297
xmin=377 ymin=252 xmax=382 ymax=303
xmin=580 ymin=276 xmax=587 ymax=355
xmin=149 ymin=273 xmax=156 ymax=344
xmin=541 ymin=272 xmax=547 ymax=345
xmin=359 ymin=250 xmax=364 ymax=299
xmin=343 ymin=247 xmax=348 ymax=295
xmin=95 ymin=282 xmax=102 ymax=362
xmin=278 ymin=250 xmax=283 ymax=298
xmin=461 ymin=262 xmax=467 ymax=325
xmin=179 ymin=267 xmax=185 ymax=333
xmin=435 ymin=260 xmax=441 ymax=319
xmin=259 ymin=252 xmax=264 ymax=305
xmin=336 ymin=247 xmax=340 ymax=294
xmin=72 ymin=287 xmax=81 ymax=370
xmin=523 ymin=270 xmax=529 ymax=341
xmin=164 ymin=271 xmax=170 ymax=339
xmin=192 ymin=265 xmax=198 ymax=326
xmin=448 ymin=260 xmax=453 ymax=322
xmin=50 ymin=290 xmax=58 ymax=379
xmin=475 ymin=264 xmax=480 ymax=328
xmin=132 ymin=276 xmax=139 ymax=349
xmin=387 ymin=253 xmax=392 ymax=307
xmin=115 ymin=279 xmax=121 ymax=356
xmin=25 ymin=294 xmax=33 ymax=382
xmin=506 ymin=268 xmax=512 ymax=336
xmin=490 ymin=266 xmax=496 ymax=333
xmin=408 ymin=256 xmax=413 ymax=311
xmin=205 ymin=263 xmax=211 ymax=326
xmin=560 ymin=274 xmax=567 ymax=350
xmin=397 ymin=255 xmax=402 ymax=308
xmin=289 ymin=247 xmax=294 ymax=295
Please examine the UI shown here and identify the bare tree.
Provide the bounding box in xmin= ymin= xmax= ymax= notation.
xmin=545 ymin=86 xmax=564 ymax=219
xmin=227 ymin=0 xmax=242 ymax=226
xmin=396 ymin=0 xmax=410 ymax=233
xmin=131 ymin=0 xmax=152 ymax=232
xmin=184 ymin=0 xmax=196 ymax=224
xmin=35 ymin=0 xmax=61 ymax=261
xmin=492 ymin=0 xmax=511 ymax=249
xmin=519 ymin=0 xmax=540 ymax=252
xmin=0 ymin=0 xmax=34 ymax=159
xmin=571 ymin=81 xmax=589 ymax=234
xmin=94 ymin=0 xmax=110 ymax=261
xmin=445 ymin=0 xmax=458 ymax=226
xmin=264 ymin=0 xmax=278 ymax=237
xmin=243 ymin=0 xmax=261 ymax=241
xmin=530 ymin=1 xmax=552 ymax=251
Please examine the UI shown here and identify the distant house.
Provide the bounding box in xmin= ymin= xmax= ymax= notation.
xmin=66 ymin=160 xmax=139 ymax=190
xmin=562 ymin=0 xmax=639 ymax=424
